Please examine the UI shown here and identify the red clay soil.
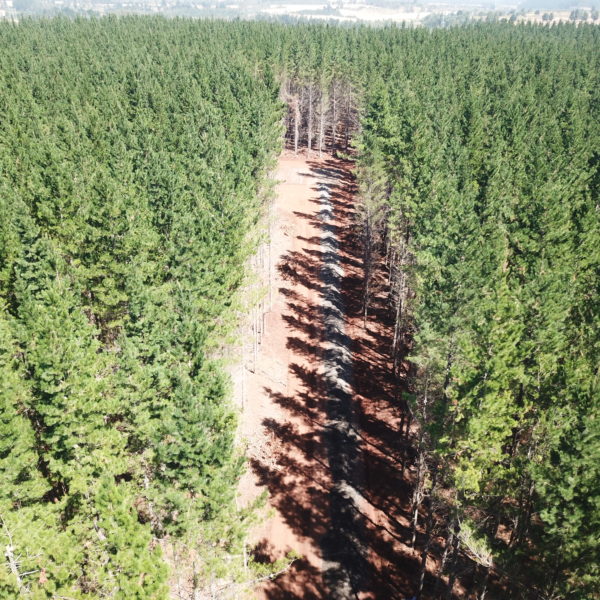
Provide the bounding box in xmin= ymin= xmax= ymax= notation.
xmin=238 ymin=151 xmax=447 ymax=599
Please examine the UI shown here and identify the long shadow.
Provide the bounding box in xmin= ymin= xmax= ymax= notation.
xmin=252 ymin=155 xmax=452 ymax=599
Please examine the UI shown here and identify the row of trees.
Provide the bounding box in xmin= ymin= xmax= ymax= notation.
xmin=1 ymin=16 xmax=598 ymax=599
xmin=354 ymin=23 xmax=600 ymax=600
xmin=190 ymin=21 xmax=600 ymax=598
xmin=281 ymin=72 xmax=358 ymax=155
xmin=0 ymin=16 xmax=283 ymax=598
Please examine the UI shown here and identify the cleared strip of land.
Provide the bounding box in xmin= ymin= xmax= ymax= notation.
xmin=239 ymin=152 xmax=416 ymax=599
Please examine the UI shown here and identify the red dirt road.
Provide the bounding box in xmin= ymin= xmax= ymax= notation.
xmin=238 ymin=152 xmax=424 ymax=599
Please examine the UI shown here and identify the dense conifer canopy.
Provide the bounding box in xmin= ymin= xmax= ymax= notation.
xmin=0 ymin=16 xmax=597 ymax=599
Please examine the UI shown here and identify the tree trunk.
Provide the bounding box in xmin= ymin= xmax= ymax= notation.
xmin=478 ymin=565 xmax=490 ymax=600
xmin=404 ymin=408 xmax=412 ymax=438
xmin=545 ymin=550 xmax=563 ymax=600
xmin=442 ymin=516 xmax=461 ymax=600
xmin=416 ymin=466 xmax=439 ymax=600
xmin=411 ymin=447 xmax=426 ymax=548
xmin=330 ymin=82 xmax=337 ymax=152
xmin=307 ymin=84 xmax=314 ymax=153
xmin=387 ymin=246 xmax=395 ymax=286
xmin=392 ymin=270 xmax=405 ymax=374
xmin=434 ymin=524 xmax=455 ymax=597
xmin=416 ymin=529 xmax=433 ymax=600
xmin=411 ymin=500 xmax=420 ymax=548
xmin=363 ymin=211 xmax=372 ymax=328
xmin=318 ymin=92 xmax=326 ymax=157
xmin=344 ymin=94 xmax=350 ymax=150
xmin=293 ymin=95 xmax=300 ymax=155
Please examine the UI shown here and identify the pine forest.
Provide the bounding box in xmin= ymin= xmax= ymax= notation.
xmin=0 ymin=16 xmax=598 ymax=600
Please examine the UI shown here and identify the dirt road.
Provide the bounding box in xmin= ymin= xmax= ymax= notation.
xmin=238 ymin=152 xmax=419 ymax=599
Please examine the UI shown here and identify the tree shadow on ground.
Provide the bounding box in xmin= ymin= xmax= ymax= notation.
xmin=251 ymin=155 xmax=456 ymax=599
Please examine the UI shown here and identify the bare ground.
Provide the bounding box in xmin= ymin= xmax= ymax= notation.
xmin=237 ymin=151 xmax=449 ymax=599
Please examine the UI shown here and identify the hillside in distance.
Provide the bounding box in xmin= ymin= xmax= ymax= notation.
xmin=4 ymin=0 xmax=599 ymax=25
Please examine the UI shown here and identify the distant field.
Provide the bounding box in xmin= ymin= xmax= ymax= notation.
xmin=259 ymin=2 xmax=431 ymax=22
xmin=256 ymin=2 xmax=597 ymax=25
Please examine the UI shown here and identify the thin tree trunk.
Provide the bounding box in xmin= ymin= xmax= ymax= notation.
xmin=363 ymin=211 xmax=372 ymax=328
xmin=293 ymin=95 xmax=300 ymax=155
xmin=344 ymin=95 xmax=350 ymax=150
xmin=545 ymin=550 xmax=562 ymax=600
xmin=411 ymin=447 xmax=425 ymax=548
xmin=404 ymin=408 xmax=412 ymax=438
xmin=387 ymin=246 xmax=395 ymax=286
xmin=307 ymin=84 xmax=314 ymax=153
xmin=444 ymin=532 xmax=460 ymax=600
xmin=318 ymin=93 xmax=326 ymax=157
xmin=416 ymin=531 xmax=433 ymax=600
xmin=416 ymin=466 xmax=439 ymax=600
xmin=434 ymin=524 xmax=455 ymax=597
xmin=411 ymin=491 xmax=421 ymax=548
xmin=331 ymin=84 xmax=337 ymax=152
xmin=412 ymin=377 xmax=430 ymax=548
xmin=253 ymin=306 xmax=258 ymax=373
xmin=392 ymin=271 xmax=405 ymax=374
xmin=478 ymin=565 xmax=490 ymax=600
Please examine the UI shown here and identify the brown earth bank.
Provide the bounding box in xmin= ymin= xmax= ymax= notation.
xmin=237 ymin=150 xmax=463 ymax=599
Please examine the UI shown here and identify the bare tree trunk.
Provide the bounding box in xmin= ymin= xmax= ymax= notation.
xmin=363 ymin=209 xmax=372 ymax=328
xmin=318 ymin=92 xmax=326 ymax=157
xmin=478 ymin=565 xmax=490 ymax=600
xmin=545 ymin=550 xmax=563 ymax=600
xmin=434 ymin=522 xmax=456 ymax=597
xmin=416 ymin=526 xmax=433 ymax=600
xmin=411 ymin=447 xmax=426 ymax=548
xmin=253 ymin=305 xmax=258 ymax=373
xmin=387 ymin=246 xmax=395 ymax=286
xmin=411 ymin=493 xmax=420 ymax=548
xmin=241 ymin=338 xmax=246 ymax=409
xmin=344 ymin=94 xmax=350 ymax=150
xmin=330 ymin=83 xmax=338 ymax=152
xmin=293 ymin=95 xmax=300 ymax=155
xmin=307 ymin=83 xmax=314 ymax=153
xmin=416 ymin=466 xmax=439 ymax=600
xmin=342 ymin=80 xmax=356 ymax=152
xmin=444 ymin=532 xmax=460 ymax=600
xmin=282 ymin=78 xmax=292 ymax=149
xmin=392 ymin=270 xmax=405 ymax=374
xmin=404 ymin=408 xmax=412 ymax=438
xmin=411 ymin=376 xmax=430 ymax=548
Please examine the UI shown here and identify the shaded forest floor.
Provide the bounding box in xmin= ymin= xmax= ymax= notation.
xmin=237 ymin=151 xmax=460 ymax=599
